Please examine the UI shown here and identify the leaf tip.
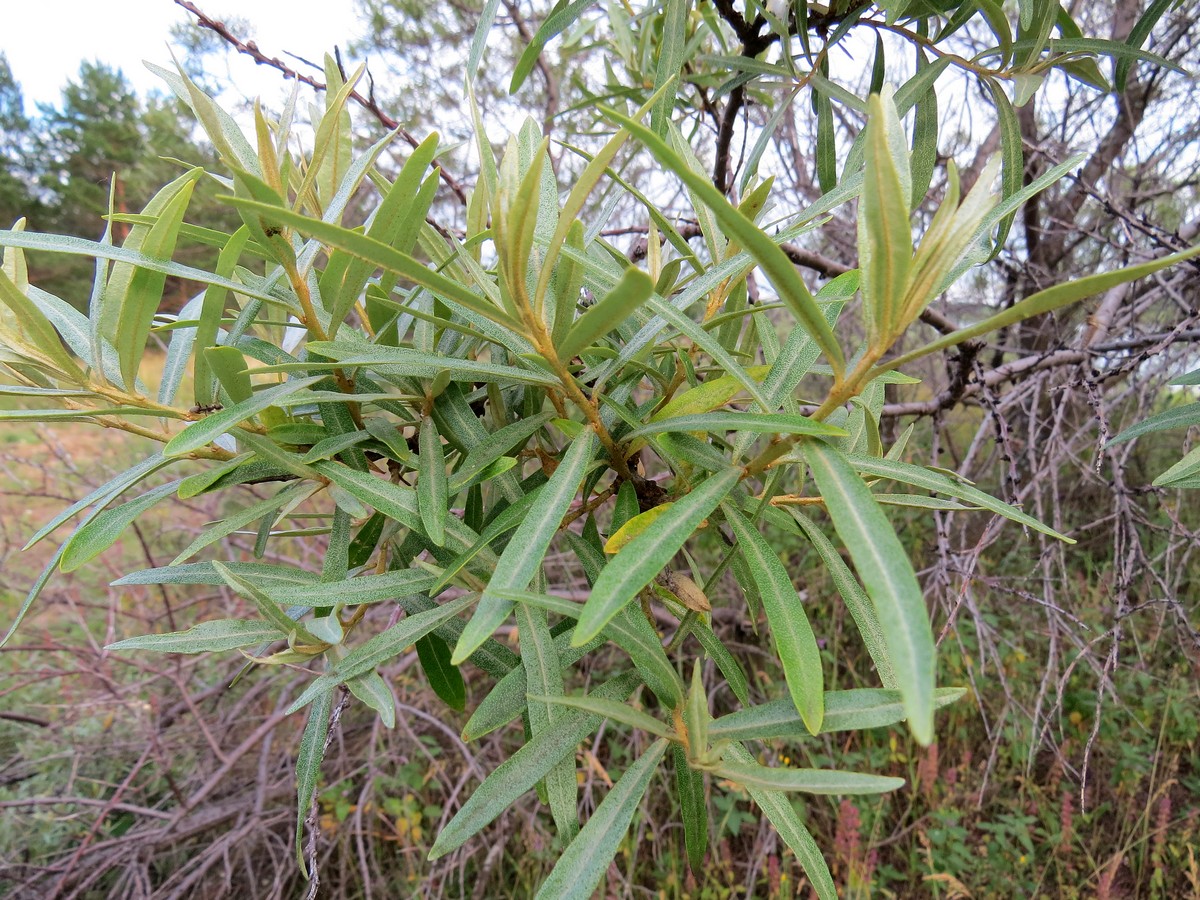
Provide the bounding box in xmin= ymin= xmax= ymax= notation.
xmin=569 ymin=621 xmax=598 ymax=648
xmin=908 ymin=714 xmax=934 ymax=747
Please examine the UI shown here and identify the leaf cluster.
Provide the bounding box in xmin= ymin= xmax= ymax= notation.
xmin=1 ymin=2 xmax=1194 ymax=894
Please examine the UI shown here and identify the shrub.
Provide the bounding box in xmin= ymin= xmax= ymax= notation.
xmin=1 ymin=3 xmax=1195 ymax=895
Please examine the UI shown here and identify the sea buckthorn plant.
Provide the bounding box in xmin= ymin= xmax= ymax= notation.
xmin=1 ymin=2 xmax=1195 ymax=896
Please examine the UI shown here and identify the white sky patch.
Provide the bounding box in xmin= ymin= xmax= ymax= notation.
xmin=4 ymin=0 xmax=364 ymax=111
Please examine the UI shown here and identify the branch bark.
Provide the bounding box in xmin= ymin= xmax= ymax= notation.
xmin=173 ymin=0 xmax=469 ymax=205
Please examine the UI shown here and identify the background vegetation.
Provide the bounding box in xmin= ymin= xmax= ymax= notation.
xmin=1 ymin=0 xmax=1198 ymax=897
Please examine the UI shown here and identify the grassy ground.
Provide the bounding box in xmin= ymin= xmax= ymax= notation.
xmin=1 ymin=362 xmax=1198 ymax=898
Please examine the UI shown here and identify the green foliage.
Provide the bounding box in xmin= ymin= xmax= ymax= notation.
xmin=0 ymin=3 xmax=1194 ymax=895
xmin=1111 ymin=368 xmax=1200 ymax=488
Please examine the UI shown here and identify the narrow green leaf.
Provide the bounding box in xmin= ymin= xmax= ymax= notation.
xmin=710 ymin=687 xmax=967 ymax=741
xmin=715 ymin=759 xmax=904 ymax=795
xmin=300 ymin=430 xmax=370 ymax=464
xmin=221 ymin=568 xmax=436 ymax=608
xmin=1116 ymin=0 xmax=1176 ymax=90
xmin=0 ymin=385 xmax=95 ymax=398
xmin=157 ymin=292 xmax=204 ymax=406
xmin=550 ymin=220 xmax=587 ymax=344
xmin=860 ymin=91 xmax=912 ymax=342
xmin=0 ymin=543 xmax=67 ymax=648
xmin=0 ymin=229 xmax=280 ymax=306
xmin=220 ymin=196 xmax=523 ymax=332
xmin=668 ymin=122 xmax=726 ymax=260
xmin=987 ymin=79 xmax=1023 ymax=254
xmin=296 ymin=63 xmax=364 ymax=215
xmin=327 ymin=135 xmax=439 ymax=336
xmin=285 ymin=343 xmax=559 ymax=387
xmin=723 ymin=503 xmax=824 ymax=734
xmin=998 ymin=36 xmax=1185 ymax=73
xmin=400 ymin=593 xmax=518 ymax=679
xmin=164 ymin=377 xmax=322 ymax=457
xmin=453 ymin=430 xmax=597 ymax=664
xmin=455 ymin=412 xmax=553 ymax=487
xmin=815 ymin=86 xmax=837 ymax=194
xmin=625 ymin=411 xmax=845 ymax=443
xmin=112 ymin=561 xmax=319 ymax=588
xmin=433 ymin=383 xmax=523 ymax=501
xmin=212 ymin=561 xmax=320 ymax=644
xmin=692 ymin=617 xmax=750 ymax=706
xmin=875 ymin=494 xmax=969 ymax=510
xmin=673 ymin=744 xmax=707 ymax=877
xmin=741 ymin=90 xmax=799 ymax=194
xmin=497 ymin=135 xmax=548 ymax=308
xmin=347 ymin=670 xmax=397 ymax=727
xmin=0 ymin=407 xmax=170 ymax=422
xmin=175 ymin=453 xmax=264 ymax=498
xmin=416 ymin=634 xmax=467 ymax=711
xmin=104 ymin=169 xmax=201 ymax=388
xmin=788 ymin=509 xmax=896 ymax=688
xmin=909 ymin=51 xmax=939 ymax=209
xmin=1170 ymin=367 xmax=1200 ymax=386
xmin=229 ymin=429 xmax=324 ymax=487
xmin=804 ymin=441 xmax=934 ymax=744
xmin=511 ymin=0 xmax=592 ymax=93
xmin=651 ymin=365 xmax=771 ymax=422
xmin=430 ymin=671 xmax=640 ymax=859
xmin=419 ymin=418 xmax=449 ymax=547
xmin=24 ymin=452 xmax=170 ymax=551
xmin=288 ymin=595 xmax=475 ymax=713
xmin=295 ymin=688 xmax=335 ymax=873
xmin=870 ymin=32 xmax=886 ymax=93
xmin=467 ymin=0 xmax=502 ymax=79
xmin=149 ymin=62 xmax=259 ymax=173
xmin=431 ymin=488 xmax=543 ymax=594
xmin=650 ymin=0 xmax=689 ymax=136
xmin=193 ymin=226 xmax=250 ymax=407
xmin=534 ymin=693 xmax=673 ymax=739
xmin=170 ymin=481 xmax=318 ymax=565
xmin=598 ymin=108 xmax=845 ymax=379
xmin=533 ymin=81 xmax=678 ymax=315
xmin=460 ymin=630 xmax=589 ymax=742
xmin=316 ymin=461 xmax=486 ymax=556
xmin=609 ymin=479 xmax=639 ymax=535
xmin=533 ymin=739 xmax=668 ymax=900
xmin=845 ymin=455 xmax=1073 ymax=541
xmin=723 ymin=742 xmax=835 ymax=900
xmin=205 ymin=346 xmax=254 ymax=404
xmin=574 ymin=467 xmax=741 ymax=646
xmin=492 ymin=589 xmax=683 ymax=708
xmin=641 ymin=294 xmax=772 ymax=410
xmin=557 ymin=267 xmax=654 ymax=361
xmin=0 ymin=270 xmax=85 ymax=380
xmin=515 ymin=597 xmax=578 ymax=841
xmin=1109 ymin=401 xmax=1200 ymax=445
xmin=879 ymin=241 xmax=1200 ymax=382
xmin=105 ymin=618 xmax=283 ymax=653
xmin=684 ymin=660 xmax=709 ymax=759
xmin=60 ymin=481 xmax=181 ymax=572
xmin=1154 ymin=445 xmax=1200 ymax=487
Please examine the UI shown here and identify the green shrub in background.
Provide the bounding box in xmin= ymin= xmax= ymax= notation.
xmin=1 ymin=3 xmax=1195 ymax=895
xmin=1110 ymin=365 xmax=1200 ymax=488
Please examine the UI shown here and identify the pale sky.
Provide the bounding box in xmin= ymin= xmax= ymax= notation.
xmin=4 ymin=0 xmax=365 ymax=111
